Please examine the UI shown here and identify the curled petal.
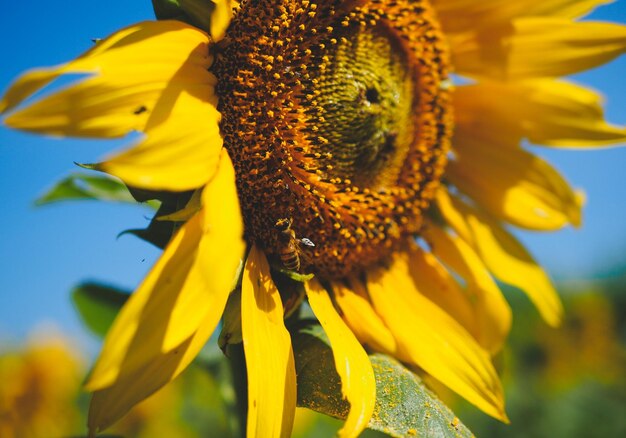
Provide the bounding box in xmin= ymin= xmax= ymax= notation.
xmin=305 ymin=279 xmax=376 ymax=438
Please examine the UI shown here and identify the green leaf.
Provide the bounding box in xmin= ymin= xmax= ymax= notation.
xmin=38 ymin=173 xmax=192 ymax=248
xmin=292 ymin=324 xmax=474 ymax=438
xmin=152 ymin=0 xmax=214 ymax=32
xmin=368 ymin=355 xmax=473 ymax=437
xmin=35 ymin=173 xmax=138 ymax=206
xmin=71 ymin=282 xmax=130 ymax=338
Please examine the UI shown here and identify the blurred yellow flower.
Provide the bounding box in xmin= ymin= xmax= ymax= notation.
xmin=0 ymin=331 xmax=232 ymax=438
xmin=2 ymin=0 xmax=625 ymax=436
xmin=110 ymin=363 xmax=229 ymax=438
xmin=537 ymin=292 xmax=624 ymax=389
xmin=0 ymin=334 xmax=83 ymax=438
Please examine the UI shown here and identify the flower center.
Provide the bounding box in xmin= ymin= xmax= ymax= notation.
xmin=214 ymin=0 xmax=452 ymax=278
xmin=306 ymin=24 xmax=415 ymax=190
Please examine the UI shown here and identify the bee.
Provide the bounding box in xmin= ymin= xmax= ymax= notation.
xmin=275 ymin=218 xmax=315 ymax=272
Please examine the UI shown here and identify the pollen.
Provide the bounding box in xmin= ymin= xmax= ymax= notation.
xmin=214 ymin=0 xmax=452 ymax=278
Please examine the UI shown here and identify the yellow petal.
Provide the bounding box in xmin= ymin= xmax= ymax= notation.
xmin=405 ymin=244 xmax=478 ymax=342
xmin=448 ymin=140 xmax=582 ymax=230
xmin=86 ymin=149 xmax=244 ymax=391
xmin=0 ymin=24 xmax=141 ymax=114
xmin=436 ymin=190 xmax=563 ymax=326
xmin=167 ymin=149 xmax=244 ymax=349
xmin=2 ymin=21 xmax=222 ymax=191
xmin=305 ymin=279 xmax=376 ymax=438
xmin=436 ymin=0 xmax=613 ymax=33
xmin=454 ymin=80 xmax=626 ymax=148
xmin=451 ymin=18 xmax=626 ymax=80
xmin=88 ymin=306 xmax=221 ymax=433
xmin=210 ymin=0 xmax=237 ymax=41
xmin=242 ymin=246 xmax=296 ymax=438
xmin=421 ymin=226 xmax=512 ymax=354
xmin=332 ymin=279 xmax=397 ymax=356
xmin=3 ymin=21 xmax=212 ymax=136
xmin=366 ymin=255 xmax=507 ymax=421
xmin=100 ymin=83 xmax=223 ymax=191
xmin=434 ymin=188 xmax=473 ymax=243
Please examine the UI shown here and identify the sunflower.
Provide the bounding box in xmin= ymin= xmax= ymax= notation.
xmin=0 ymin=334 xmax=83 ymax=437
xmin=2 ymin=0 xmax=625 ymax=436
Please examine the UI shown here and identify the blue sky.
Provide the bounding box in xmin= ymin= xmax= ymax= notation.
xmin=0 ymin=2 xmax=625 ymax=347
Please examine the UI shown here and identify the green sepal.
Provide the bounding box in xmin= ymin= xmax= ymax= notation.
xmin=292 ymin=324 xmax=474 ymax=437
xmin=71 ymin=282 xmax=130 ymax=338
xmin=119 ymin=191 xmax=193 ymax=248
xmin=218 ymin=287 xmax=243 ymax=353
xmin=73 ymin=161 xmax=100 ymax=171
xmin=35 ymin=172 xmax=138 ymax=206
xmin=152 ymin=0 xmax=214 ymax=33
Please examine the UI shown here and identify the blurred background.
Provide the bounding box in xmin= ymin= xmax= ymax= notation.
xmin=1 ymin=1 xmax=625 ymax=437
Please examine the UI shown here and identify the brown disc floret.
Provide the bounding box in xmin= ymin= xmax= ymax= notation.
xmin=213 ymin=0 xmax=452 ymax=278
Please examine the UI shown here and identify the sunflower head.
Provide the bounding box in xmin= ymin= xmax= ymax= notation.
xmin=2 ymin=0 xmax=625 ymax=436
xmin=215 ymin=0 xmax=452 ymax=278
